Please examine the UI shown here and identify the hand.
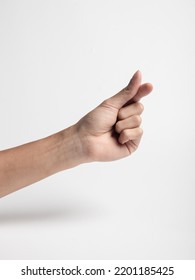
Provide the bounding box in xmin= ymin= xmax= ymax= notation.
xmin=75 ymin=71 xmax=153 ymax=162
xmin=0 ymin=70 xmax=152 ymax=197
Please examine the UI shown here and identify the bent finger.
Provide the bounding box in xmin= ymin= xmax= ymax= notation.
xmin=118 ymin=127 xmax=143 ymax=144
xmin=115 ymin=115 xmax=142 ymax=133
xmin=123 ymin=82 xmax=153 ymax=107
xmin=118 ymin=102 xmax=144 ymax=120
xmin=132 ymin=82 xmax=153 ymax=103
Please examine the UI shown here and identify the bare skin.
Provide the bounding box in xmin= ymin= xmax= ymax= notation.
xmin=0 ymin=71 xmax=153 ymax=197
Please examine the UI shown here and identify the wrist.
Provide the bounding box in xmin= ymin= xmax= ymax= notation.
xmin=55 ymin=124 xmax=88 ymax=172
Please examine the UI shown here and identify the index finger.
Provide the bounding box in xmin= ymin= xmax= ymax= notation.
xmin=124 ymin=83 xmax=153 ymax=106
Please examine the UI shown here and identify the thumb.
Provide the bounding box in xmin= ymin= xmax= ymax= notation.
xmin=105 ymin=70 xmax=142 ymax=109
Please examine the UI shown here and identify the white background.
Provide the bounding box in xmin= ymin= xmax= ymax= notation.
xmin=0 ymin=0 xmax=194 ymax=259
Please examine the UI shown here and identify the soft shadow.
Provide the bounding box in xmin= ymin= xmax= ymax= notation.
xmin=0 ymin=208 xmax=66 ymax=225
xmin=0 ymin=200 xmax=102 ymax=225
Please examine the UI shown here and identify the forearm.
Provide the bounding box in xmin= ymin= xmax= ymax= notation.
xmin=0 ymin=71 xmax=152 ymax=198
xmin=0 ymin=125 xmax=85 ymax=197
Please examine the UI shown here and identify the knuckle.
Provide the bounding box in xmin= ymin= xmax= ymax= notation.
xmin=137 ymin=127 xmax=143 ymax=135
xmin=123 ymin=129 xmax=130 ymax=138
xmin=118 ymin=109 xmax=125 ymax=119
xmin=124 ymin=83 xmax=133 ymax=93
xmin=133 ymin=115 xmax=142 ymax=125
xmin=101 ymin=99 xmax=118 ymax=111
xmin=135 ymin=102 xmax=144 ymax=112
xmin=123 ymin=86 xmax=130 ymax=93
